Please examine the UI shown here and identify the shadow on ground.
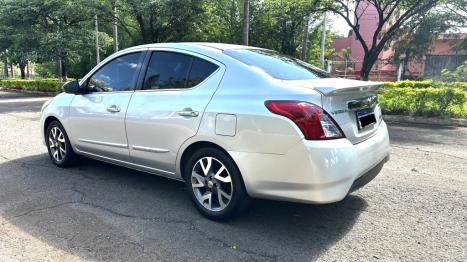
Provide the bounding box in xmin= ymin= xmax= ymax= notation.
xmin=0 ymin=153 xmax=366 ymax=261
xmin=387 ymin=122 xmax=464 ymax=147
xmin=0 ymin=91 xmax=49 ymax=114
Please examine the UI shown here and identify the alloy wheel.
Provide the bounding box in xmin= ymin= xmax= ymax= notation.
xmin=191 ymin=157 xmax=233 ymax=212
xmin=48 ymin=126 xmax=66 ymax=162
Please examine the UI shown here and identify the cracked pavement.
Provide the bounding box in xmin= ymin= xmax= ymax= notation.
xmin=0 ymin=90 xmax=466 ymax=261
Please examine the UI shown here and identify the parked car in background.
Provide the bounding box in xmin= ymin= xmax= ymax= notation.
xmin=41 ymin=43 xmax=390 ymax=220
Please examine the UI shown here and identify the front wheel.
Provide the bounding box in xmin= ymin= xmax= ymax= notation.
xmin=185 ymin=148 xmax=249 ymax=221
xmin=46 ymin=121 xmax=77 ymax=168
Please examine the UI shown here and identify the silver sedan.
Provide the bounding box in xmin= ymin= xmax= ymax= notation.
xmin=41 ymin=43 xmax=390 ymax=220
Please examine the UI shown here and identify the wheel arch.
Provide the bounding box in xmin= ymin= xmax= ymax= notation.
xmin=44 ymin=116 xmax=61 ymax=137
xmin=178 ymin=140 xmax=246 ymax=189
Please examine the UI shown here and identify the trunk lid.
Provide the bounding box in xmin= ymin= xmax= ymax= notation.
xmin=284 ymin=78 xmax=384 ymax=144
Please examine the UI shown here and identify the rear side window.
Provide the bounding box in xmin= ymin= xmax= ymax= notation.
xmin=187 ymin=58 xmax=219 ymax=87
xmin=224 ymin=49 xmax=327 ymax=80
xmin=143 ymin=51 xmax=219 ymax=90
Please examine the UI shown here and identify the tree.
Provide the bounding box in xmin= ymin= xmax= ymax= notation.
xmin=389 ymin=12 xmax=452 ymax=78
xmin=117 ymin=0 xmax=205 ymax=44
xmin=196 ymin=0 xmax=243 ymax=44
xmin=0 ymin=0 xmax=102 ymax=79
xmin=250 ymin=0 xmax=321 ymax=56
xmin=323 ymin=0 xmax=441 ymax=80
xmin=305 ymin=27 xmax=334 ymax=65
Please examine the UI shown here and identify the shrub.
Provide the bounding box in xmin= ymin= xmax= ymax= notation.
xmin=382 ymin=80 xmax=467 ymax=91
xmin=378 ymin=84 xmax=467 ymax=118
xmin=440 ymin=61 xmax=467 ymax=82
xmin=0 ymin=79 xmax=63 ymax=92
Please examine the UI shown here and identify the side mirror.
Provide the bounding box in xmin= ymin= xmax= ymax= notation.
xmin=62 ymin=80 xmax=85 ymax=94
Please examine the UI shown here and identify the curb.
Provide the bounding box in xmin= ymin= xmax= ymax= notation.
xmin=0 ymin=87 xmax=58 ymax=96
xmin=383 ymin=114 xmax=467 ymax=127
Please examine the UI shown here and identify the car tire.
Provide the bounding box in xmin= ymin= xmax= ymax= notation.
xmin=46 ymin=121 xmax=77 ymax=168
xmin=185 ymin=147 xmax=249 ymax=221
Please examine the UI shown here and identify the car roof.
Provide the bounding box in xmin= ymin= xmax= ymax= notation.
xmin=125 ymin=42 xmax=260 ymax=52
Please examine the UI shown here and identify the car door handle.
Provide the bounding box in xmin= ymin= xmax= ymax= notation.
xmin=178 ymin=108 xmax=199 ymax=117
xmin=107 ymin=105 xmax=121 ymax=113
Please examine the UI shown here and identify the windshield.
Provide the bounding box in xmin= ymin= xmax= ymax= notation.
xmin=224 ymin=49 xmax=328 ymax=80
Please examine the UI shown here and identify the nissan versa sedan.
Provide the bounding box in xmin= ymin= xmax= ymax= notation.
xmin=41 ymin=42 xmax=390 ymax=220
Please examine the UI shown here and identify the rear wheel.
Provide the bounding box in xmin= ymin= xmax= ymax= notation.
xmin=185 ymin=148 xmax=249 ymax=221
xmin=46 ymin=121 xmax=77 ymax=168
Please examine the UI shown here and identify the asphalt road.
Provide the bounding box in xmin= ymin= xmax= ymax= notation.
xmin=0 ymin=90 xmax=466 ymax=262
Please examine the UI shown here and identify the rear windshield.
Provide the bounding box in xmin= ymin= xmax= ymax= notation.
xmin=224 ymin=49 xmax=328 ymax=80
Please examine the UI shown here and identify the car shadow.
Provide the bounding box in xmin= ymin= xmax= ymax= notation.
xmin=1 ymin=153 xmax=367 ymax=261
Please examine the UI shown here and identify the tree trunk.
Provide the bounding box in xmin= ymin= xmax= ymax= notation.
xmin=360 ymin=58 xmax=374 ymax=81
xmin=360 ymin=51 xmax=380 ymax=81
xmin=402 ymin=50 xmax=411 ymax=79
xmin=242 ymin=0 xmax=250 ymax=45
xmin=62 ymin=61 xmax=67 ymax=81
xmin=136 ymin=14 xmax=148 ymax=44
xmin=59 ymin=59 xmax=67 ymax=81
xmin=3 ymin=63 xmax=8 ymax=78
xmin=19 ymin=63 xmax=26 ymax=79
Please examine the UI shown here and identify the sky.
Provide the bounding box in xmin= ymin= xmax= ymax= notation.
xmin=327 ymin=11 xmax=467 ymax=36
xmin=328 ymin=13 xmax=352 ymax=37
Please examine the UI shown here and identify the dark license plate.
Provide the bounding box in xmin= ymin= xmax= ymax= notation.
xmin=356 ymin=108 xmax=376 ymax=129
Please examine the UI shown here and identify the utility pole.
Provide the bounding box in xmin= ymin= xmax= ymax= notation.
xmin=112 ymin=0 xmax=119 ymax=52
xmin=58 ymin=59 xmax=62 ymax=81
xmin=320 ymin=12 xmax=327 ymax=68
xmin=242 ymin=0 xmax=250 ymax=45
xmin=301 ymin=15 xmax=310 ymax=62
xmin=95 ymin=14 xmax=100 ymax=64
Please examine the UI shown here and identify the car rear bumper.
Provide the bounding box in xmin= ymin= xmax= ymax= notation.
xmin=229 ymin=121 xmax=390 ymax=204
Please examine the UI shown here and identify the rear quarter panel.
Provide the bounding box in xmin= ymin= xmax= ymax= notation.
xmin=176 ymin=60 xmax=323 ymax=176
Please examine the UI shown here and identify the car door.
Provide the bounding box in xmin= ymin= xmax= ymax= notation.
xmin=68 ymin=50 xmax=145 ymax=162
xmin=125 ymin=49 xmax=225 ymax=176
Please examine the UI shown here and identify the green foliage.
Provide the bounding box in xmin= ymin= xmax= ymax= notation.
xmin=382 ymin=80 xmax=467 ymax=90
xmin=378 ymin=81 xmax=467 ymax=118
xmin=305 ymin=28 xmax=334 ymax=65
xmin=0 ymin=0 xmax=452 ymax=81
xmin=389 ymin=11 xmax=454 ymax=77
xmin=0 ymin=79 xmax=63 ymax=92
xmin=440 ymin=61 xmax=467 ymax=82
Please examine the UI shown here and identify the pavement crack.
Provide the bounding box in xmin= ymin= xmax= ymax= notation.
xmin=75 ymin=201 xmax=191 ymax=224
xmin=13 ymin=201 xmax=79 ymax=218
xmin=392 ymin=145 xmax=467 ymax=160
xmin=189 ymin=224 xmax=279 ymax=260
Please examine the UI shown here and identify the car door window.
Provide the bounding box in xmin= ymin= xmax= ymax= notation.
xmin=87 ymin=52 xmax=143 ymax=92
xmin=143 ymin=51 xmax=219 ymax=90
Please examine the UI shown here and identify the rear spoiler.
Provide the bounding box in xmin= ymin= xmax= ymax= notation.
xmin=313 ymin=79 xmax=383 ymax=96
xmin=283 ymin=78 xmax=384 ymax=96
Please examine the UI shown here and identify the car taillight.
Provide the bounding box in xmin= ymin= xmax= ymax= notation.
xmin=265 ymin=101 xmax=344 ymax=140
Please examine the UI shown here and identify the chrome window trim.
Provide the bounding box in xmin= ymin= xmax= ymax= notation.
xmin=135 ymin=47 xmax=225 ymax=92
xmin=78 ymin=48 xmax=148 ymax=91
